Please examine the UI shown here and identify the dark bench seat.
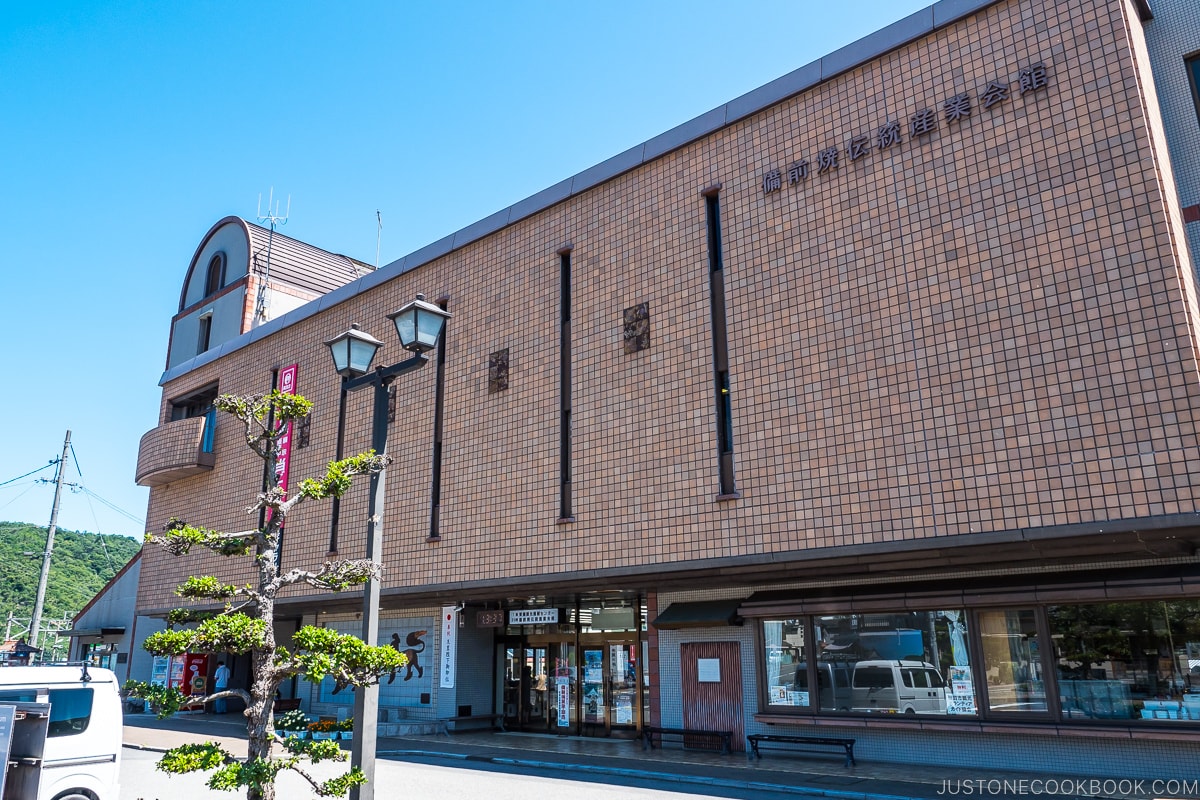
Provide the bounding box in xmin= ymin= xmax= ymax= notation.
xmin=272 ymin=698 xmax=301 ymax=713
xmin=641 ymin=725 xmax=734 ymax=755
xmin=746 ymin=733 xmax=856 ymax=767
xmin=439 ymin=713 xmax=506 ymax=735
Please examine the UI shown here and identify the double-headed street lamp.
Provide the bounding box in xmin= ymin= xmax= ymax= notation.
xmin=323 ymin=294 xmax=450 ymax=800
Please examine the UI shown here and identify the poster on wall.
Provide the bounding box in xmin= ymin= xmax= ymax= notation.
xmin=947 ymin=665 xmax=977 ymax=715
xmin=615 ymin=694 xmax=633 ymax=724
xmin=697 ymin=658 xmax=721 ymax=683
xmin=318 ymin=618 xmax=435 ymax=706
xmin=440 ymin=606 xmax=457 ymax=689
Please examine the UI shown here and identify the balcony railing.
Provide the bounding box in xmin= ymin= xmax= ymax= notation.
xmin=135 ymin=414 xmax=217 ymax=487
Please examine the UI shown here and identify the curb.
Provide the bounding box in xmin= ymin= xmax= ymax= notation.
xmin=129 ymin=741 xmax=919 ymax=800
xmin=378 ymin=749 xmax=918 ymax=800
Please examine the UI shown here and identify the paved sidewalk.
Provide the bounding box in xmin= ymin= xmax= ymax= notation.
xmin=123 ymin=712 xmax=1109 ymax=800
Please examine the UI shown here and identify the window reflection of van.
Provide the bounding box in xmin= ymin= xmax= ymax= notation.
xmin=852 ymin=660 xmax=947 ymax=715
xmin=0 ymin=665 xmax=122 ymax=799
xmin=795 ymin=662 xmax=853 ymax=711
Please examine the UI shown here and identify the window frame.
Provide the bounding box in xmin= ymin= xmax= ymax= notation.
xmin=170 ymin=383 xmax=219 ymax=423
xmin=196 ymin=311 xmax=213 ymax=355
xmin=204 ymin=252 xmax=226 ymax=297
xmin=755 ymin=600 xmax=1200 ymax=727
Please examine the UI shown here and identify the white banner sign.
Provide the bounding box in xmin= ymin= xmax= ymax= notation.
xmin=557 ymin=683 xmax=570 ymax=726
xmin=440 ymin=606 xmax=457 ymax=689
xmin=508 ymin=608 xmax=561 ymax=625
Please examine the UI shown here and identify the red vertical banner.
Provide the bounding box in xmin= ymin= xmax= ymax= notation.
xmin=268 ymin=364 xmax=299 ymax=525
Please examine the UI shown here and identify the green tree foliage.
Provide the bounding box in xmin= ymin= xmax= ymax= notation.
xmin=124 ymin=391 xmax=404 ymax=800
xmin=0 ymin=521 xmax=141 ymax=639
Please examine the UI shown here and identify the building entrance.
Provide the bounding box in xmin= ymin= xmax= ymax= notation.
xmin=499 ymin=634 xmax=644 ymax=736
xmin=501 ymin=637 xmax=576 ymax=732
xmin=580 ymin=637 xmax=641 ymax=736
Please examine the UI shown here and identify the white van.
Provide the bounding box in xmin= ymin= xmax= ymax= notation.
xmin=0 ymin=664 xmax=122 ymax=800
xmin=851 ymin=660 xmax=947 ymax=715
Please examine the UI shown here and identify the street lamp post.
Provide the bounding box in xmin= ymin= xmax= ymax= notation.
xmin=323 ymin=294 xmax=450 ymax=800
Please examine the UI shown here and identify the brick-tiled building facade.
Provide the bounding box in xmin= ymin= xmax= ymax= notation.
xmin=134 ymin=0 xmax=1200 ymax=774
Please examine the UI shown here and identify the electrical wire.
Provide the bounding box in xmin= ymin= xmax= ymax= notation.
xmin=69 ymin=441 xmax=144 ymax=523
xmin=0 ymin=481 xmax=40 ymax=512
xmin=75 ymin=487 xmax=118 ymax=574
xmin=76 ymin=487 xmax=144 ymax=528
xmin=0 ymin=461 xmax=57 ymax=488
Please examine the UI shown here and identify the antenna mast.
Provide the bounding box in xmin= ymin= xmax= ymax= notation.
xmin=255 ymin=188 xmax=290 ymax=323
xmin=376 ymin=210 xmax=382 ymax=269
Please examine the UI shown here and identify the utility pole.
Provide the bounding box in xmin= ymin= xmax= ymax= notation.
xmin=29 ymin=430 xmax=70 ymax=662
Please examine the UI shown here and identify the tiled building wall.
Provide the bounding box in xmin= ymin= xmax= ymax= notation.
xmin=1144 ymin=0 xmax=1200 ymax=279
xmin=137 ymin=0 xmax=1200 ymax=612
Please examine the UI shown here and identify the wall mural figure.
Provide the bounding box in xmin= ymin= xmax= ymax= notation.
xmin=388 ymin=630 xmax=426 ymax=682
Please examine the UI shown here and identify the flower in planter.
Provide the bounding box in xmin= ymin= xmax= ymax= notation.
xmin=307 ymin=719 xmax=338 ymax=737
xmin=275 ymin=710 xmax=310 ymax=732
xmin=336 ymin=718 xmax=355 ymax=732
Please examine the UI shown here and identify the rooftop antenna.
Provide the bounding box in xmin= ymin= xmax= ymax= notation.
xmin=376 ymin=210 xmax=382 ymax=270
xmin=255 ymin=188 xmax=290 ymax=323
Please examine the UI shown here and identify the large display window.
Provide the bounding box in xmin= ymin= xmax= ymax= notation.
xmin=761 ymin=610 xmax=977 ymax=716
xmin=1049 ymin=600 xmax=1200 ymax=722
xmin=756 ymin=599 xmax=1200 ymax=725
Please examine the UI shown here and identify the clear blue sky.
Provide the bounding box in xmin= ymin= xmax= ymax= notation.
xmin=0 ymin=1 xmax=928 ymax=540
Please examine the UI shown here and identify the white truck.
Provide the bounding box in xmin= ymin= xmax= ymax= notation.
xmin=0 ymin=664 xmax=122 ymax=800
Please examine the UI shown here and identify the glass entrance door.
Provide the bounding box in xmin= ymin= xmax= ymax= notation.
xmin=607 ymin=642 xmax=639 ymax=732
xmin=581 ymin=641 xmax=641 ymax=736
xmin=501 ymin=640 xmax=576 ymax=733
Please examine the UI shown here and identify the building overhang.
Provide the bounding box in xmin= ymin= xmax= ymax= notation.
xmin=60 ymin=627 xmax=126 ymax=642
xmin=652 ymin=599 xmax=745 ymax=630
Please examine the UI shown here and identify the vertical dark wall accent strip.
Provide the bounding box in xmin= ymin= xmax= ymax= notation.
xmin=704 ymin=192 xmax=737 ymax=496
xmin=429 ymin=297 xmax=449 ymax=539
xmin=328 ymin=378 xmax=348 ymax=553
xmin=559 ymin=247 xmax=573 ymax=520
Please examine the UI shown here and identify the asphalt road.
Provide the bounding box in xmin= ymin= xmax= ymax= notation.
xmin=120 ymin=747 xmax=808 ymax=800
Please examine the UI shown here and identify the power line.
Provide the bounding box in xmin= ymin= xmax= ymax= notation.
xmin=0 ymin=461 xmax=57 ymax=488
xmin=0 ymin=482 xmax=40 ymax=512
xmin=76 ymin=486 xmax=144 ymax=528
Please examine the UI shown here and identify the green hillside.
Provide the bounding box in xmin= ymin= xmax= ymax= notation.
xmin=0 ymin=521 xmax=142 ymax=642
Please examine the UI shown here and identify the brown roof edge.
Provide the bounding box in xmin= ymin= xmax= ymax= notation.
xmin=178 ymin=216 xmax=252 ymax=313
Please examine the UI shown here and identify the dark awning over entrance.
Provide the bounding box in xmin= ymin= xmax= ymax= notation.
xmin=59 ymin=627 xmax=125 ymax=640
xmin=652 ymin=599 xmax=744 ymax=630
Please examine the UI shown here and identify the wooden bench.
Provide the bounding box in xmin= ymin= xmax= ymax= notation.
xmin=273 ymin=698 xmax=301 ymax=714
xmin=641 ymin=725 xmax=734 ymax=755
xmin=439 ymin=713 xmax=506 ymax=735
xmin=746 ymin=733 xmax=856 ymax=767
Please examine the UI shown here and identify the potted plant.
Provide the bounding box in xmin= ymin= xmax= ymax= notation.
xmin=337 ymin=717 xmax=355 ymax=740
xmin=307 ymin=719 xmax=338 ymax=740
xmin=274 ymin=709 xmax=309 ymax=739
